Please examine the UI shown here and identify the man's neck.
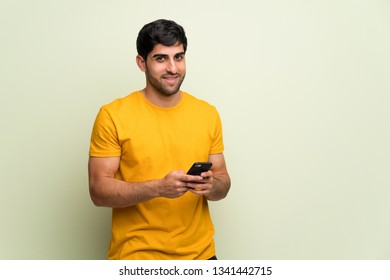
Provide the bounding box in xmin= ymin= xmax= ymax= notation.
xmin=142 ymin=89 xmax=182 ymax=108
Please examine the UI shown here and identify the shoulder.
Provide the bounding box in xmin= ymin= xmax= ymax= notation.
xmin=181 ymin=92 xmax=222 ymax=127
xmin=101 ymin=91 xmax=140 ymax=112
xmin=182 ymin=91 xmax=217 ymax=111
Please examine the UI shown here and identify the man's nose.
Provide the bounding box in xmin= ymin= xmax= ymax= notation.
xmin=166 ymin=59 xmax=178 ymax=74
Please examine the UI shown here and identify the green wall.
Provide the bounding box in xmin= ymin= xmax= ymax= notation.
xmin=1 ymin=0 xmax=389 ymax=259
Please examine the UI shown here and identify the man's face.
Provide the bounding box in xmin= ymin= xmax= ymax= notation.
xmin=143 ymin=42 xmax=186 ymax=96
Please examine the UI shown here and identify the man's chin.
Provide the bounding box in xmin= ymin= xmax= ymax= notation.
xmin=160 ymin=91 xmax=180 ymax=97
xmin=159 ymin=85 xmax=182 ymax=96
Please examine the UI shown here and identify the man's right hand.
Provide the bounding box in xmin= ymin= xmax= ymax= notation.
xmin=158 ymin=170 xmax=203 ymax=198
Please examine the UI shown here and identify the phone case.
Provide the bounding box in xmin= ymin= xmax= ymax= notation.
xmin=187 ymin=162 xmax=212 ymax=175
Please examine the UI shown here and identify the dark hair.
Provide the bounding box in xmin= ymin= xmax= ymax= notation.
xmin=136 ymin=19 xmax=187 ymax=60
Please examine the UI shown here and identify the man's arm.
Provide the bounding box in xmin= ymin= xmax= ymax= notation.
xmin=188 ymin=153 xmax=231 ymax=201
xmin=88 ymin=156 xmax=203 ymax=208
xmin=206 ymin=153 xmax=231 ymax=201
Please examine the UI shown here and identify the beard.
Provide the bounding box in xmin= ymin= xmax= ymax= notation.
xmin=146 ymin=71 xmax=186 ymax=97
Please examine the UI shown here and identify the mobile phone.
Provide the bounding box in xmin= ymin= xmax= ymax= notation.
xmin=187 ymin=162 xmax=213 ymax=176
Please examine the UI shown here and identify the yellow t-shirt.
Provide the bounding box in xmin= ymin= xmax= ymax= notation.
xmin=89 ymin=91 xmax=224 ymax=259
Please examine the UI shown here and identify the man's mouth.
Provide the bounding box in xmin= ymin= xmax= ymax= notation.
xmin=162 ymin=75 xmax=179 ymax=84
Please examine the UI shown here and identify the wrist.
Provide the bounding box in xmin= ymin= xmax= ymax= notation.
xmin=151 ymin=178 xmax=163 ymax=197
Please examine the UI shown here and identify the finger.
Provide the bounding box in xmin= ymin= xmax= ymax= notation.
xmin=184 ymin=174 xmax=203 ymax=182
xmin=187 ymin=182 xmax=206 ymax=189
xmin=180 ymin=185 xmax=190 ymax=192
xmin=189 ymin=188 xmax=211 ymax=196
xmin=200 ymin=170 xmax=213 ymax=178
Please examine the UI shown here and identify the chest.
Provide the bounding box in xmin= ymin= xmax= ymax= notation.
xmin=117 ymin=108 xmax=213 ymax=169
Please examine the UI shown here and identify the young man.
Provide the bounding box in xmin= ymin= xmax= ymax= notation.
xmin=88 ymin=19 xmax=231 ymax=260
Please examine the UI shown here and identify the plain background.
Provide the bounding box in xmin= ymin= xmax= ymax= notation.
xmin=1 ymin=0 xmax=389 ymax=259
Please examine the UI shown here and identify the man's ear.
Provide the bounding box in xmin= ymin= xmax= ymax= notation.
xmin=136 ymin=55 xmax=146 ymax=72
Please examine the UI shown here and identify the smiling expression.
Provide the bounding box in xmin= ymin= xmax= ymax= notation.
xmin=138 ymin=42 xmax=186 ymax=97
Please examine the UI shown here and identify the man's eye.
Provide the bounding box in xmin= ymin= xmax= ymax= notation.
xmin=156 ymin=56 xmax=165 ymax=62
xmin=175 ymin=55 xmax=184 ymax=60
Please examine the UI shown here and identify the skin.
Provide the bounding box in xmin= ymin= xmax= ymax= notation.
xmin=88 ymin=42 xmax=231 ymax=208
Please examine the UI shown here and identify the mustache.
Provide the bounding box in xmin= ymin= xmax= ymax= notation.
xmin=162 ymin=73 xmax=180 ymax=77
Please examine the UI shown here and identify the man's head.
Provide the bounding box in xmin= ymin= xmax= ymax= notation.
xmin=136 ymin=20 xmax=187 ymax=97
xmin=136 ymin=19 xmax=187 ymax=61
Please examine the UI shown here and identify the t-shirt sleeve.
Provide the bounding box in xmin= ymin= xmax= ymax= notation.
xmin=209 ymin=109 xmax=225 ymax=155
xmin=89 ymin=107 xmax=122 ymax=157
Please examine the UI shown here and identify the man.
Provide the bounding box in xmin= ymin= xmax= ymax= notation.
xmin=88 ymin=19 xmax=231 ymax=260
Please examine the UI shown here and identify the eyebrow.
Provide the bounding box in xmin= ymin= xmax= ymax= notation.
xmin=152 ymin=52 xmax=185 ymax=58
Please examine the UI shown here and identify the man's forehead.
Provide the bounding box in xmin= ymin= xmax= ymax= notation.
xmin=150 ymin=42 xmax=185 ymax=55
